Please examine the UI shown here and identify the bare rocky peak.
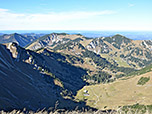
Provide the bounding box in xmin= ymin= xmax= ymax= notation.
xmin=26 ymin=33 xmax=84 ymax=50
xmin=141 ymin=40 xmax=152 ymax=50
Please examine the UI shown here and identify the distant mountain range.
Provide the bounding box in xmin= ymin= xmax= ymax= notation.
xmin=0 ymin=30 xmax=152 ymax=40
xmin=26 ymin=33 xmax=152 ymax=70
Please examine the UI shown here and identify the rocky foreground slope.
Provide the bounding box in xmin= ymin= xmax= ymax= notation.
xmin=0 ymin=43 xmax=92 ymax=111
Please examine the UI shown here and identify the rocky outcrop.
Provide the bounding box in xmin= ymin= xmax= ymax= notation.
xmin=86 ymin=37 xmax=111 ymax=54
xmin=26 ymin=33 xmax=64 ymax=50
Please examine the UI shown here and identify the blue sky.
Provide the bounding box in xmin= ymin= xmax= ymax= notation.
xmin=0 ymin=0 xmax=151 ymax=31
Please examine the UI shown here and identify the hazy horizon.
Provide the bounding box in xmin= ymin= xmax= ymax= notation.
xmin=0 ymin=30 xmax=152 ymax=40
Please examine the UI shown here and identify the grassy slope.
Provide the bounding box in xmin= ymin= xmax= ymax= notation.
xmin=127 ymin=64 xmax=152 ymax=76
xmin=76 ymin=71 xmax=152 ymax=110
xmin=100 ymin=54 xmax=131 ymax=68
xmin=80 ymin=39 xmax=93 ymax=47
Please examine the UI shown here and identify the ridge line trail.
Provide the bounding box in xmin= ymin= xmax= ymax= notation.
xmin=90 ymin=87 xmax=100 ymax=105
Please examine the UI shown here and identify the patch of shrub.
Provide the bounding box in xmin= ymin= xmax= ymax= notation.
xmin=137 ymin=77 xmax=150 ymax=85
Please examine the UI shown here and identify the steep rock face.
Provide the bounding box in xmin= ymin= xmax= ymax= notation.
xmin=86 ymin=37 xmax=111 ymax=54
xmin=38 ymin=34 xmax=61 ymax=46
xmin=0 ymin=33 xmax=38 ymax=47
xmin=0 ymin=44 xmax=59 ymax=110
xmin=26 ymin=33 xmax=63 ymax=50
xmin=142 ymin=40 xmax=152 ymax=50
xmin=8 ymin=43 xmax=87 ymax=93
xmin=0 ymin=43 xmax=89 ymax=111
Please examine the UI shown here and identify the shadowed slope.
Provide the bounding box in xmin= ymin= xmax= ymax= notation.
xmin=0 ymin=44 xmax=93 ymax=111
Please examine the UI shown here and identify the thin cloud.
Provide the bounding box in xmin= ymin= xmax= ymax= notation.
xmin=128 ymin=3 xmax=135 ymax=7
xmin=0 ymin=8 xmax=116 ymax=30
xmin=0 ymin=8 xmax=9 ymax=12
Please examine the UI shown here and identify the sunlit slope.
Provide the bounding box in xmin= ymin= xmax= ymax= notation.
xmin=76 ymin=71 xmax=152 ymax=109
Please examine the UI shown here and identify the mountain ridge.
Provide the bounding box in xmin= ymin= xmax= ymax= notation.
xmin=0 ymin=33 xmax=40 ymax=47
xmin=24 ymin=33 xmax=152 ymax=83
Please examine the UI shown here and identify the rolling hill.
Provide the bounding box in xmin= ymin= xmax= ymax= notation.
xmin=76 ymin=70 xmax=152 ymax=110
